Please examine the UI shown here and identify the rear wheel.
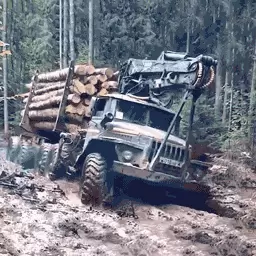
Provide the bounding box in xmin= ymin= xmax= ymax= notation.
xmin=17 ymin=140 xmax=38 ymax=170
xmin=6 ymin=136 xmax=20 ymax=162
xmin=48 ymin=144 xmax=66 ymax=180
xmin=80 ymin=153 xmax=113 ymax=206
xmin=38 ymin=143 xmax=52 ymax=177
xmin=60 ymin=142 xmax=74 ymax=179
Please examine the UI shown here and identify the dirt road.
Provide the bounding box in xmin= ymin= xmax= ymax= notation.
xmin=0 ymin=148 xmax=255 ymax=255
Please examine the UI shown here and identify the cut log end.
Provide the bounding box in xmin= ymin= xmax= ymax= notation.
xmin=97 ymin=88 xmax=109 ymax=96
xmin=84 ymin=83 xmax=97 ymax=96
xmin=75 ymin=65 xmax=96 ymax=76
xmin=84 ymin=96 xmax=92 ymax=106
xmin=96 ymin=74 xmax=108 ymax=83
xmin=95 ymin=68 xmax=114 ymax=78
xmin=67 ymin=93 xmax=81 ymax=104
xmin=101 ymin=81 xmax=118 ymax=90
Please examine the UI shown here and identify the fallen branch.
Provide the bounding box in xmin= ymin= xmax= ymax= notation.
xmin=0 ymin=182 xmax=17 ymax=188
xmin=21 ymin=196 xmax=40 ymax=203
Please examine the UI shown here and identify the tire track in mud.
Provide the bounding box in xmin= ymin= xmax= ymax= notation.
xmin=0 ymin=175 xmax=255 ymax=256
xmin=56 ymin=178 xmax=256 ymax=256
xmin=133 ymin=203 xmax=256 ymax=256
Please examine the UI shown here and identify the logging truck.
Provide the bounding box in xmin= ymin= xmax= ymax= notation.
xmin=6 ymin=51 xmax=217 ymax=206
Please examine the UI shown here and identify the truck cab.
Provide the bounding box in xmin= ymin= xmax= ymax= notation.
xmin=7 ymin=51 xmax=216 ymax=207
xmin=71 ymin=92 xmax=209 ymax=205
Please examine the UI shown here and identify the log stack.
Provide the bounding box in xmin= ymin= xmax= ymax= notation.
xmin=22 ymin=64 xmax=119 ymax=133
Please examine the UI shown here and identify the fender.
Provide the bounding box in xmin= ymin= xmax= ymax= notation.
xmin=74 ymin=137 xmax=119 ymax=169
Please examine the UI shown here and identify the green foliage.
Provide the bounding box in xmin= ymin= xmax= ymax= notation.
xmin=1 ymin=0 xmax=256 ymax=152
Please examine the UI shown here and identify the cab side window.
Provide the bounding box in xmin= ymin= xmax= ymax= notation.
xmin=94 ymin=98 xmax=107 ymax=117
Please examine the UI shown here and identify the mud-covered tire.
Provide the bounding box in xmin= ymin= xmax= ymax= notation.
xmin=16 ymin=140 xmax=38 ymax=170
xmin=80 ymin=153 xmax=110 ymax=206
xmin=6 ymin=136 xmax=20 ymax=162
xmin=60 ymin=142 xmax=75 ymax=179
xmin=38 ymin=143 xmax=52 ymax=177
xmin=60 ymin=142 xmax=70 ymax=160
xmin=48 ymin=144 xmax=66 ymax=180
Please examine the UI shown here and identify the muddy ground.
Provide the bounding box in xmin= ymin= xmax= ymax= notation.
xmin=0 ymin=143 xmax=256 ymax=255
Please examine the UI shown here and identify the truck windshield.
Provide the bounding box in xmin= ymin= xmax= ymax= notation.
xmin=115 ymin=99 xmax=180 ymax=133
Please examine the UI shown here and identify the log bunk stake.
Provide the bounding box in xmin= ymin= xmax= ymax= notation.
xmin=54 ymin=60 xmax=75 ymax=131
xmin=19 ymin=72 xmax=39 ymax=133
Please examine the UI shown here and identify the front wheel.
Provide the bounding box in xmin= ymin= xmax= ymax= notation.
xmin=80 ymin=153 xmax=113 ymax=206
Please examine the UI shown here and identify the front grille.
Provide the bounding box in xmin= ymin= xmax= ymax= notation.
xmin=149 ymin=140 xmax=186 ymax=177
xmin=149 ymin=140 xmax=186 ymax=162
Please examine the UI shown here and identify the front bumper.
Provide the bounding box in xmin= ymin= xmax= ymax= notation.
xmin=112 ymin=161 xmax=209 ymax=192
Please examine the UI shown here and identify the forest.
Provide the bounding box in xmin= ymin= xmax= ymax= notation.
xmin=0 ymin=0 xmax=256 ymax=152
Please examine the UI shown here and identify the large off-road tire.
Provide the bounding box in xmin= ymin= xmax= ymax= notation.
xmin=16 ymin=140 xmax=38 ymax=170
xmin=6 ymin=136 xmax=20 ymax=162
xmin=60 ymin=142 xmax=76 ymax=179
xmin=80 ymin=153 xmax=111 ymax=206
xmin=48 ymin=144 xmax=66 ymax=180
xmin=38 ymin=143 xmax=52 ymax=177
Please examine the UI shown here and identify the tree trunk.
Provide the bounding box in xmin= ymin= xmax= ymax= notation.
xmin=95 ymin=74 xmax=107 ymax=83
xmin=32 ymin=88 xmax=64 ymax=102
xmin=63 ymin=0 xmax=68 ymax=67
xmin=34 ymin=83 xmax=66 ymax=95
xmin=29 ymin=93 xmax=81 ymax=110
xmin=36 ymin=65 xmax=95 ymax=82
xmin=101 ymin=81 xmax=118 ymax=90
xmin=186 ymin=19 xmax=190 ymax=54
xmin=94 ymin=0 xmax=101 ymax=60
xmin=214 ymin=30 xmax=222 ymax=120
xmin=69 ymin=0 xmax=75 ymax=61
xmin=31 ymin=121 xmax=82 ymax=133
xmin=221 ymin=7 xmax=232 ymax=125
xmin=214 ymin=57 xmax=222 ymax=120
xmin=222 ymin=71 xmax=229 ymax=124
xmin=59 ymin=0 xmax=63 ymax=69
xmin=228 ymin=47 xmax=235 ymax=132
xmin=248 ymin=41 xmax=256 ymax=145
xmin=3 ymin=0 xmax=8 ymax=135
xmin=66 ymin=102 xmax=88 ymax=116
xmin=94 ymin=68 xmax=113 ymax=78
xmin=83 ymin=75 xmax=98 ymax=85
xmin=88 ymin=0 xmax=94 ymax=64
xmin=28 ymin=108 xmax=84 ymax=123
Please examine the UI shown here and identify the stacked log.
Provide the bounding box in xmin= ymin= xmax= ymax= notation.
xmin=22 ymin=64 xmax=119 ymax=133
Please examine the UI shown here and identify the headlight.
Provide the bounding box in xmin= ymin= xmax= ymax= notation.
xmin=122 ymin=150 xmax=133 ymax=161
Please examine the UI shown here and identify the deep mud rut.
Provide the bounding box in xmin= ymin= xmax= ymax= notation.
xmin=0 ymin=142 xmax=256 ymax=255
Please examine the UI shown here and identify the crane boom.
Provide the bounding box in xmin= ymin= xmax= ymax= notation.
xmin=118 ymin=51 xmax=217 ymax=108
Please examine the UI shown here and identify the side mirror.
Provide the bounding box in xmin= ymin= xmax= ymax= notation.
xmin=100 ymin=112 xmax=114 ymax=128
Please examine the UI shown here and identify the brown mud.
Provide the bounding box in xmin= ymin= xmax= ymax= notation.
xmin=0 ymin=143 xmax=255 ymax=256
